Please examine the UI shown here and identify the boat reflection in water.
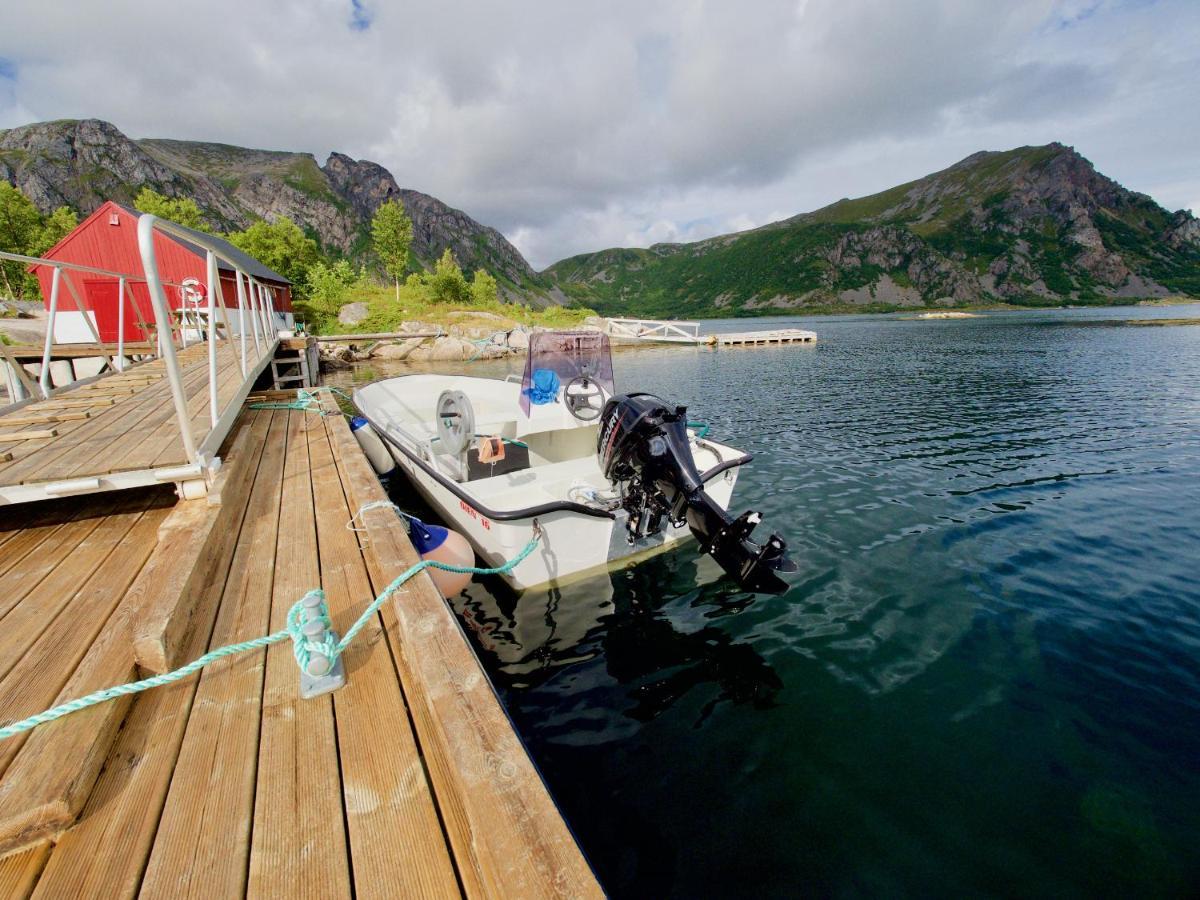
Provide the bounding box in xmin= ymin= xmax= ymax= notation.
xmin=450 ymin=546 xmax=782 ymax=727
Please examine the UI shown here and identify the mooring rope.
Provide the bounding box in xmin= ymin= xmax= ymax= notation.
xmin=248 ymin=386 xmax=354 ymax=416
xmin=0 ymin=523 xmax=540 ymax=742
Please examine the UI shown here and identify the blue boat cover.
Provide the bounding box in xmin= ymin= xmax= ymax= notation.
xmin=523 ymin=368 xmax=561 ymax=405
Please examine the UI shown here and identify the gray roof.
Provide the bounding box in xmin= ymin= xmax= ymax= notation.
xmin=116 ymin=204 xmax=291 ymax=285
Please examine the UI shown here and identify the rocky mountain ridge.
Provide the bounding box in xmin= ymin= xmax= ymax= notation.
xmin=0 ymin=118 xmax=556 ymax=302
xmin=547 ymin=143 xmax=1200 ymax=316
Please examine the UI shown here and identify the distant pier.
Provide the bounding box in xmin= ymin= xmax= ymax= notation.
xmin=604 ymin=317 xmax=816 ymax=347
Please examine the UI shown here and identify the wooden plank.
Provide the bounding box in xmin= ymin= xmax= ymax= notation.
xmin=38 ymin=397 xmax=117 ymax=408
xmin=0 ymin=499 xmax=162 ymax=857
xmin=248 ymin=410 xmax=351 ymax=898
xmin=0 ymin=840 xmax=50 ymax=898
xmin=8 ymin=352 xmax=211 ymax=484
xmin=0 ymin=430 xmax=57 ymax=441
xmin=306 ymin=412 xmax=459 ymax=899
xmin=130 ymin=410 xmax=270 ymax=673
xmin=320 ymin=394 xmax=601 ymax=898
xmin=137 ymin=411 xmax=288 ymax=898
xmin=0 ymin=503 xmax=171 ymax=779
xmin=0 ymin=412 xmax=90 ymax=426
xmin=0 ymin=347 xmax=208 ymax=486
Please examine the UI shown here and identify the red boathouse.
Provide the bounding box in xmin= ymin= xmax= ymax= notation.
xmin=32 ymin=201 xmax=293 ymax=342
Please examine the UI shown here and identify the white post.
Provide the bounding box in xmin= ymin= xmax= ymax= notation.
xmin=236 ymin=270 xmax=247 ymax=372
xmin=137 ymin=215 xmax=198 ymax=464
xmin=238 ymin=271 xmax=262 ymax=358
xmin=38 ymin=266 xmax=61 ymax=397
xmin=116 ymin=277 xmax=127 ymax=371
xmin=205 ymin=251 xmax=219 ymax=429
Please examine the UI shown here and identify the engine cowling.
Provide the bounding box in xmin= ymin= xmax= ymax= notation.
xmin=598 ymin=393 xmax=795 ymax=594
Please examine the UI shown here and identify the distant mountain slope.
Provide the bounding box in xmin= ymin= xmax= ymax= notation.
xmin=547 ymin=144 xmax=1200 ymax=316
xmin=0 ymin=118 xmax=558 ymax=303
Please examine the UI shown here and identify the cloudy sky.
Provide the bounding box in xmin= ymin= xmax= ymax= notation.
xmin=1 ymin=0 xmax=1196 ymax=269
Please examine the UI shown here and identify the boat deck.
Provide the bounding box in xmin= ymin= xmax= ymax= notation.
xmin=0 ymin=397 xmax=598 ymax=897
xmin=0 ymin=342 xmax=274 ymax=504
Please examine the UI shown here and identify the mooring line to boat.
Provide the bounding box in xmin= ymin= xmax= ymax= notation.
xmin=0 ymin=525 xmax=542 ymax=742
xmin=248 ymin=386 xmax=354 ymax=417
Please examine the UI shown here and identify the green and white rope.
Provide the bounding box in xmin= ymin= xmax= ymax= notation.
xmin=0 ymin=516 xmax=539 ymax=742
xmin=248 ymin=386 xmax=354 ymax=416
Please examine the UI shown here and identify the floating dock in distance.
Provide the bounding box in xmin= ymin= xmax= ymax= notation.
xmin=0 ymin=394 xmax=601 ymax=897
xmin=709 ymin=328 xmax=817 ymax=346
xmin=604 ymin=317 xmax=816 ymax=347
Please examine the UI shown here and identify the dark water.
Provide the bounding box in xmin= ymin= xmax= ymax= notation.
xmin=349 ymin=306 xmax=1200 ymax=897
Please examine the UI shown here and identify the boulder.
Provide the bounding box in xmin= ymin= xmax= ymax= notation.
xmin=337 ymin=302 xmax=369 ymax=326
xmin=372 ymin=337 xmax=427 ymax=360
xmin=507 ymin=329 xmax=529 ymax=350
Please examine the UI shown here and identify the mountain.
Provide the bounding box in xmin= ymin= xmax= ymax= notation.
xmin=0 ymin=118 xmax=558 ymax=303
xmin=546 ymin=144 xmax=1200 ymax=316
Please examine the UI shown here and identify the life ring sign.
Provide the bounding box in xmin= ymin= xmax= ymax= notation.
xmin=179 ymin=278 xmax=207 ymax=306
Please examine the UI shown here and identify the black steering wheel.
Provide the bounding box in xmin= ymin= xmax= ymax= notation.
xmin=563 ymin=376 xmax=605 ymax=421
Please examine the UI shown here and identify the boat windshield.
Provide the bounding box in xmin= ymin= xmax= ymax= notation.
xmin=520 ymin=330 xmax=616 ymax=416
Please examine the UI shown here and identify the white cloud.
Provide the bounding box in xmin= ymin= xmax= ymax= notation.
xmin=0 ymin=0 xmax=1197 ymax=268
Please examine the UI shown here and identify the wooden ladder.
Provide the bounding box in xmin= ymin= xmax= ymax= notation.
xmin=270 ymin=351 xmax=311 ymax=390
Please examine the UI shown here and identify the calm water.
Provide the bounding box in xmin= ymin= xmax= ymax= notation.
xmin=339 ymin=306 xmax=1200 ymax=897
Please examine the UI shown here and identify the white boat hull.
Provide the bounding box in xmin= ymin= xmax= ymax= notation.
xmin=355 ymin=374 xmax=745 ymax=592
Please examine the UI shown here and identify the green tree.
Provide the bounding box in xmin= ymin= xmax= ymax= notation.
xmin=34 ymin=206 xmax=79 ymax=255
xmin=304 ymin=259 xmax=358 ymax=314
xmin=134 ymin=187 xmax=206 ymax=230
xmin=0 ymin=182 xmax=45 ymax=301
xmin=226 ymin=217 xmax=320 ymax=288
xmin=470 ymin=268 xmax=499 ymax=306
xmin=427 ymin=248 xmax=470 ymax=303
xmin=370 ymin=200 xmax=413 ymax=302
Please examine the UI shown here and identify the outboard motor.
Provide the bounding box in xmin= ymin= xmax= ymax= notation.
xmin=598 ymin=393 xmax=796 ymax=594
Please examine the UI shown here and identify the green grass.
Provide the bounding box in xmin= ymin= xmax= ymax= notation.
xmin=297 ymin=280 xmax=597 ymax=336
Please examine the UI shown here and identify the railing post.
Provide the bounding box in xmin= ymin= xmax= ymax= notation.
xmin=38 ymin=266 xmax=61 ymax=397
xmin=137 ymin=215 xmax=199 ymax=464
xmin=238 ymin=271 xmax=262 ymax=358
xmin=236 ymin=269 xmax=247 ymax=372
xmin=205 ymin=251 xmax=220 ymax=428
xmin=116 ymin=277 xmax=127 ymax=371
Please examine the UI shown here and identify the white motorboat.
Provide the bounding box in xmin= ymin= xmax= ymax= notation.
xmin=352 ymin=331 xmax=794 ymax=593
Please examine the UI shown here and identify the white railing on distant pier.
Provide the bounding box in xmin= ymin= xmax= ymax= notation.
xmin=603 ymin=317 xmax=701 ymax=343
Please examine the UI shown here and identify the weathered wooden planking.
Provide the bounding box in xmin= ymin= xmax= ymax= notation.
xmin=319 ymin=393 xmax=602 ymax=898
xmin=306 ymin=411 xmax=460 ymax=899
xmin=130 ymin=409 xmax=270 ymax=673
xmin=0 ymin=413 xmax=90 ymax=426
xmin=0 ymin=430 xmax=57 ymax=441
xmin=15 ymin=350 xmax=215 ymax=484
xmin=0 ymin=840 xmax=50 ymax=898
xmin=137 ymin=411 xmax=288 ymax=898
xmin=0 ymin=345 xmax=209 ymax=485
xmin=0 ymin=498 xmax=164 ymax=856
xmin=0 ymin=502 xmax=171 ymax=779
xmin=248 ymin=410 xmax=351 ymax=897
xmin=37 ymin=397 xmax=117 ymax=409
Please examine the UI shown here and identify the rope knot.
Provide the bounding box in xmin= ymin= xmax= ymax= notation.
xmin=287 ymin=589 xmax=339 ymax=676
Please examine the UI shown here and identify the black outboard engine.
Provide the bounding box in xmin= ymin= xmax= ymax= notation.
xmin=598 ymin=393 xmax=796 ymax=594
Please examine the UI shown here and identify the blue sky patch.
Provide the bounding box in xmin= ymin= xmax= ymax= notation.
xmin=0 ymin=58 xmax=17 ymax=81
xmin=349 ymin=0 xmax=373 ymax=31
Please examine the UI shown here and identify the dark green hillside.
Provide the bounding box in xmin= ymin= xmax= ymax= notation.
xmin=548 ymin=144 xmax=1200 ymax=316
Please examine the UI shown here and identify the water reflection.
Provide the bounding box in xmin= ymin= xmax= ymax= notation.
xmin=452 ymin=552 xmax=782 ymax=727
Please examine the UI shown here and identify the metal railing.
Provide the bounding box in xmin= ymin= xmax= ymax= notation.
xmin=0 ymin=212 xmax=286 ymax=500
xmin=137 ymin=213 xmax=283 ymax=477
xmin=604 ymin=317 xmax=701 ymax=343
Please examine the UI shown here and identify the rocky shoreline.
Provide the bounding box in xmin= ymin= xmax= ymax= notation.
xmin=317 ymin=313 xmax=607 ymax=370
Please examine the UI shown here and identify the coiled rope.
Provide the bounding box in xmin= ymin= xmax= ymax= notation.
xmin=0 ymin=507 xmax=539 ymax=742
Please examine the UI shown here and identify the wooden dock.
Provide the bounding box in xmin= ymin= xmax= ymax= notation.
xmin=0 ymin=396 xmax=600 ymax=897
xmin=710 ymin=328 xmax=817 ymax=346
xmin=0 ymin=342 xmax=278 ymax=505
